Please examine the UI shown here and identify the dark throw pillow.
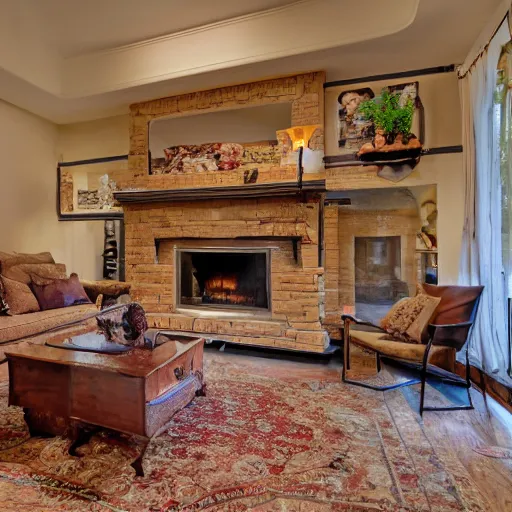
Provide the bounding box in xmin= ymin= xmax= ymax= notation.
xmin=31 ymin=273 xmax=92 ymax=311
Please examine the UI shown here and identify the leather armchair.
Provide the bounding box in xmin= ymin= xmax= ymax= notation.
xmin=342 ymin=285 xmax=483 ymax=415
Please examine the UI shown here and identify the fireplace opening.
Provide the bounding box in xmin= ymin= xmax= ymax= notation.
xmin=177 ymin=249 xmax=270 ymax=311
xmin=355 ymin=236 xmax=408 ymax=321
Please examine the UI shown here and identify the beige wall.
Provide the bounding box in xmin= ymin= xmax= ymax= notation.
xmin=0 ymin=100 xmax=104 ymax=279
xmin=57 ymin=115 xmax=129 ymax=162
xmin=56 ymin=115 xmax=130 ymax=279
xmin=324 ymin=72 xmax=464 ymax=285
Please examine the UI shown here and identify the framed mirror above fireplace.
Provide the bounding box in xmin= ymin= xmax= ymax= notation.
xmin=175 ymin=246 xmax=271 ymax=313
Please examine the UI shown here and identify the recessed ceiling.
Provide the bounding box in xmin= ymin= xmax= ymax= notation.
xmin=0 ymin=0 xmax=504 ymax=124
xmin=31 ymin=0 xmax=299 ymax=57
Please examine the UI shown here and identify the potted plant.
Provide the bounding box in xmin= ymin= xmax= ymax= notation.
xmin=357 ymin=88 xmax=422 ymax=161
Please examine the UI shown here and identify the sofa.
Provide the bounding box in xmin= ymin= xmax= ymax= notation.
xmin=0 ymin=251 xmax=130 ymax=361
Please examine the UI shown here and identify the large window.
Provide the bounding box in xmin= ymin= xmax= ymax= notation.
xmin=496 ymin=42 xmax=512 ymax=375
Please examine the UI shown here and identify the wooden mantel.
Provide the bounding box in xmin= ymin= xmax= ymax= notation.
xmin=114 ymin=179 xmax=325 ymax=204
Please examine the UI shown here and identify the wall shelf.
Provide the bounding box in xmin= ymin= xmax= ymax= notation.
xmin=114 ymin=180 xmax=326 ymax=204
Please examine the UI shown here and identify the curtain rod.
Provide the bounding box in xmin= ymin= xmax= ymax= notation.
xmin=458 ymin=12 xmax=509 ymax=79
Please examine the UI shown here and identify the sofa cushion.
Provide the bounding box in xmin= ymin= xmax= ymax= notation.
xmin=350 ymin=328 xmax=456 ymax=371
xmin=1 ymin=276 xmax=40 ymax=315
xmin=32 ymin=273 xmax=91 ymax=310
xmin=2 ymin=263 xmax=67 ymax=285
xmin=0 ymin=303 xmax=97 ymax=348
xmin=0 ymin=252 xmax=54 ymax=273
xmin=421 ymin=284 xmax=484 ymax=325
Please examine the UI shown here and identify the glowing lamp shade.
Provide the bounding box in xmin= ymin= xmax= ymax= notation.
xmin=285 ymin=125 xmax=320 ymax=151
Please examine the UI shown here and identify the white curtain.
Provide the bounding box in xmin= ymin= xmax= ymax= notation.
xmin=459 ymin=21 xmax=511 ymax=385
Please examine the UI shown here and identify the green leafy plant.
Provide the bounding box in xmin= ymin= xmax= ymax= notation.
xmin=359 ymin=88 xmax=415 ymax=142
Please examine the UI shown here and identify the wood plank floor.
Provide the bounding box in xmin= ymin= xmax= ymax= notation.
xmin=207 ymin=343 xmax=512 ymax=512
xmin=417 ymin=388 xmax=512 ymax=512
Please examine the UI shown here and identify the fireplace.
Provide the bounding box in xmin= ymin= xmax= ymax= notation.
xmin=176 ymin=247 xmax=271 ymax=312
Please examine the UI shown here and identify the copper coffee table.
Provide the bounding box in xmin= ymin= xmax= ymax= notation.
xmin=5 ymin=331 xmax=205 ymax=476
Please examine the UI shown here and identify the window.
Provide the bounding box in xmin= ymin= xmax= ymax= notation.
xmin=496 ymin=42 xmax=512 ymax=375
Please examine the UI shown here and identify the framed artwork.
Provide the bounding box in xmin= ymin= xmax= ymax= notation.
xmin=337 ymin=82 xmax=423 ymax=159
xmin=57 ymin=155 xmax=128 ymax=220
xmin=338 ymin=87 xmax=376 ymax=153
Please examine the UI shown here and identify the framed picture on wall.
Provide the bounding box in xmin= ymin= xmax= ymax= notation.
xmin=337 ymin=81 xmax=424 ymax=160
xmin=57 ymin=155 xmax=128 ymax=220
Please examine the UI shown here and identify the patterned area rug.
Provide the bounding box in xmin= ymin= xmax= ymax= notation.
xmin=0 ymin=355 xmax=489 ymax=511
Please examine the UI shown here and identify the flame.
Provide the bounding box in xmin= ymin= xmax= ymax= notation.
xmin=205 ymin=274 xmax=238 ymax=293
xmin=203 ymin=274 xmax=255 ymax=306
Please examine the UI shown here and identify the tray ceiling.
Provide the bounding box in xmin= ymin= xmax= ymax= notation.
xmin=32 ymin=0 xmax=299 ymax=57
xmin=0 ymin=0 xmax=502 ymax=123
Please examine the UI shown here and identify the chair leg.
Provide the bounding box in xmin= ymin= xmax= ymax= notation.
xmin=419 ymin=340 xmax=432 ymax=416
xmin=419 ymin=369 xmax=427 ymax=416
xmin=420 ymin=344 xmax=474 ymax=414
xmin=376 ymin=353 xmax=381 ymax=373
xmin=465 ymin=348 xmax=474 ymax=409
xmin=342 ymin=319 xmax=351 ymax=381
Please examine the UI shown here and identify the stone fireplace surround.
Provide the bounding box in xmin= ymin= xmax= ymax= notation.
xmin=115 ymin=72 xmax=330 ymax=353
xmin=123 ymin=197 xmax=328 ymax=352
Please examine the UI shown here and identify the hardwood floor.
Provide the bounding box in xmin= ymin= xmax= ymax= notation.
xmin=418 ymin=389 xmax=512 ymax=512
xmin=207 ymin=343 xmax=512 ymax=512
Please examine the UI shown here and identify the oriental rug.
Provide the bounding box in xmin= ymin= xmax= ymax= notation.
xmin=0 ymin=354 xmax=489 ymax=511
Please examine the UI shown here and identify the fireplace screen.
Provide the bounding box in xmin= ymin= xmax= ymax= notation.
xmin=177 ymin=249 xmax=270 ymax=310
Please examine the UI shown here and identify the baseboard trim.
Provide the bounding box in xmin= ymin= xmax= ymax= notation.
xmin=455 ymin=362 xmax=512 ymax=413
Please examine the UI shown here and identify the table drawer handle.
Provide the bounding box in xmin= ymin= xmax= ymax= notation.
xmin=174 ymin=366 xmax=185 ymax=380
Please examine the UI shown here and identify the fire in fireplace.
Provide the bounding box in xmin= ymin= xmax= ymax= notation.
xmin=176 ymin=248 xmax=270 ymax=311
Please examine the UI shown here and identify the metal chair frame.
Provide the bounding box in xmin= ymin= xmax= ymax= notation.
xmin=341 ymin=296 xmax=481 ymax=416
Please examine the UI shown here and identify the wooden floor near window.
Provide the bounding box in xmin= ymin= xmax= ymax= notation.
xmin=455 ymin=360 xmax=512 ymax=413
xmin=418 ymin=387 xmax=512 ymax=512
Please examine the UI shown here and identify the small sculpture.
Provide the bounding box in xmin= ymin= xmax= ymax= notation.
xmin=96 ymin=303 xmax=153 ymax=349
xmin=418 ymin=200 xmax=438 ymax=249
xmin=98 ymin=174 xmax=116 ymax=210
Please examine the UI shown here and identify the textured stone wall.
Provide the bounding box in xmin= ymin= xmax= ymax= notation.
xmin=124 ymin=196 xmax=328 ymax=352
xmin=323 ymin=206 xmax=420 ymax=338
xmin=123 ymin=72 xmax=325 ymax=190
xmin=337 ymin=208 xmax=419 ymax=305
xmin=121 ymin=72 xmax=329 ymax=352
xmin=323 ymin=205 xmax=341 ymax=338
